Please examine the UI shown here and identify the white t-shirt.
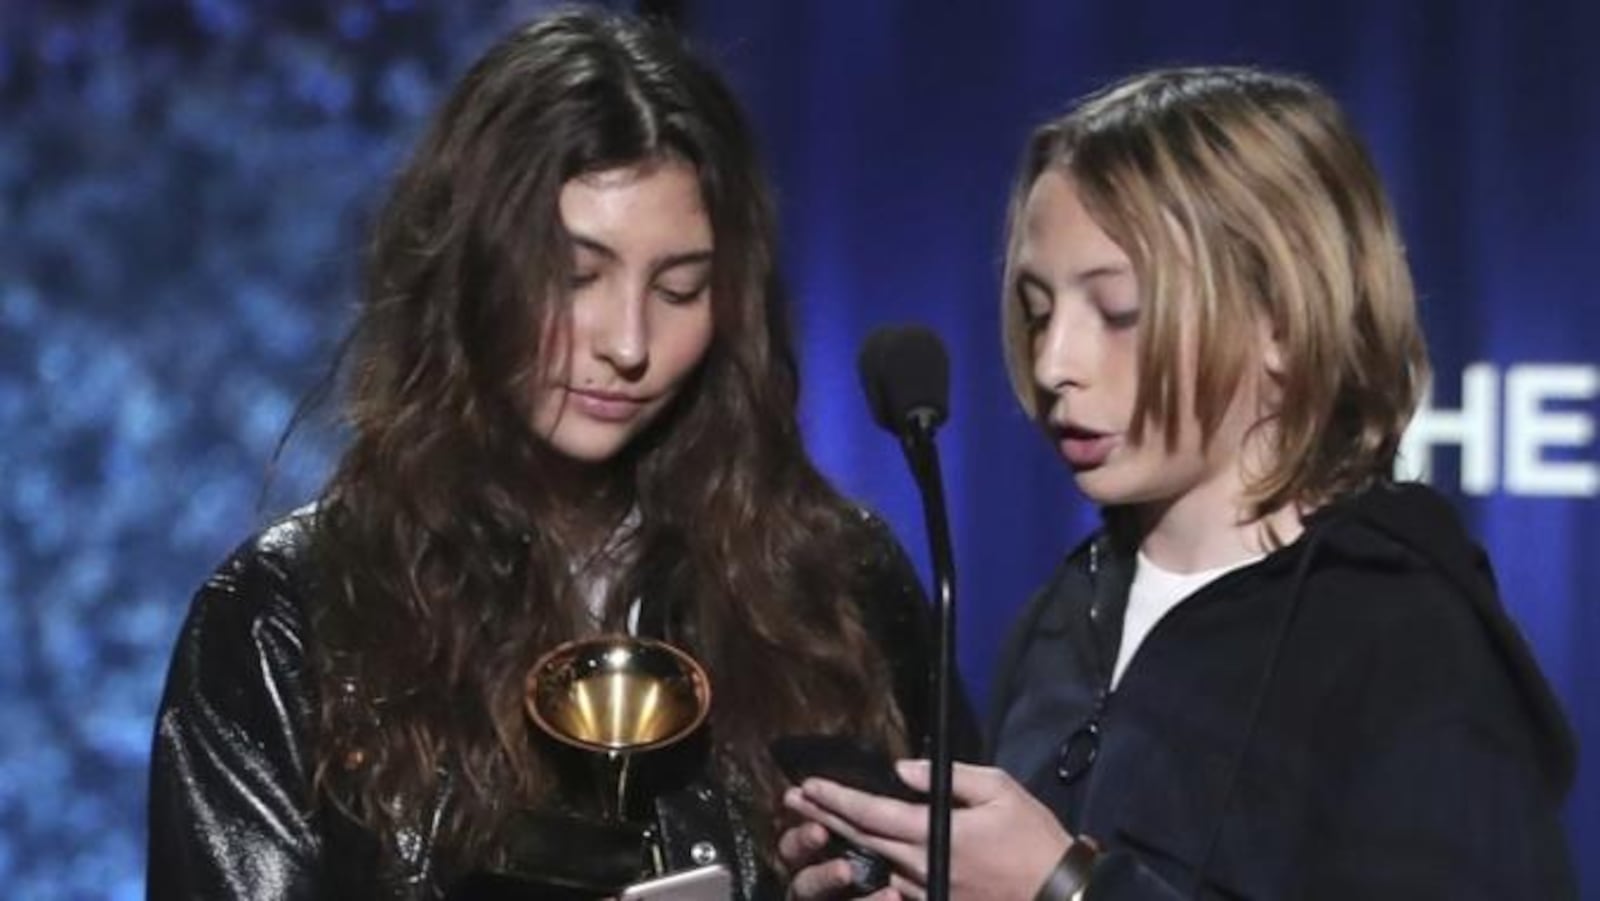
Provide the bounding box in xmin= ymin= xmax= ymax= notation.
xmin=1110 ymin=551 xmax=1262 ymax=690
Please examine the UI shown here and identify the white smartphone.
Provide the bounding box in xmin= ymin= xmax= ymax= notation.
xmin=617 ymin=863 xmax=733 ymax=901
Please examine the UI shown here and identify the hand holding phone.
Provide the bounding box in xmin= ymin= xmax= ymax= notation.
xmin=771 ymin=734 xmax=928 ymax=895
xmin=769 ymin=734 xmax=927 ymax=803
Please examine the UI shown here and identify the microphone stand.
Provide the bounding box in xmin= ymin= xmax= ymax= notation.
xmin=899 ymin=409 xmax=955 ymax=901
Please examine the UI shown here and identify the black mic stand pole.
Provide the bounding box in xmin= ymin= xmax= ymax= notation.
xmin=899 ymin=409 xmax=956 ymax=901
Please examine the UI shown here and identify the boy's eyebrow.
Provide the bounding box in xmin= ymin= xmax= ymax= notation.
xmin=1015 ymin=262 xmax=1132 ymax=289
xmin=1079 ymin=263 xmax=1134 ymax=283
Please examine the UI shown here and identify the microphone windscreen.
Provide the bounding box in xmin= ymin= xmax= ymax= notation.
xmin=857 ymin=325 xmax=950 ymax=434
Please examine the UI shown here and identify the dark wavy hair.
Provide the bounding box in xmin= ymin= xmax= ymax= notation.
xmin=308 ymin=8 xmax=907 ymax=876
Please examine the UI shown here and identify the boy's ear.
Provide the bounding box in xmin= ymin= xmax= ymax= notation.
xmin=1258 ymin=315 xmax=1286 ymax=379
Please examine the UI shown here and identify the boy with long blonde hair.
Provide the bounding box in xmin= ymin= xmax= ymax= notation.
xmin=782 ymin=66 xmax=1575 ymax=900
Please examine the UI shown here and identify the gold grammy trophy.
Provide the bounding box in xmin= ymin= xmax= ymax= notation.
xmin=511 ymin=635 xmax=712 ymax=894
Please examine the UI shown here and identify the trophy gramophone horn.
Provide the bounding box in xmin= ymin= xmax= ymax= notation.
xmin=525 ymin=636 xmax=711 ymax=819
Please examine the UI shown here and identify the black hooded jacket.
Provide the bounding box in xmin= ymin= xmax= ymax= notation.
xmin=990 ymin=482 xmax=1576 ymax=899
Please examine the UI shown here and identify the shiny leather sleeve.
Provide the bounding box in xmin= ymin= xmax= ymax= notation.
xmin=148 ymin=520 xmax=322 ymax=900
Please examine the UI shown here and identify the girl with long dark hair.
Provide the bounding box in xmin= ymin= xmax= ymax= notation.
xmin=148 ymin=9 xmax=972 ymax=898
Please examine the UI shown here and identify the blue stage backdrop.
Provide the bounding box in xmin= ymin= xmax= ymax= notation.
xmin=0 ymin=1 xmax=1594 ymax=897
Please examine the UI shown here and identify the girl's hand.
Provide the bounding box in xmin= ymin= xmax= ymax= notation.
xmin=777 ymin=817 xmax=902 ymax=900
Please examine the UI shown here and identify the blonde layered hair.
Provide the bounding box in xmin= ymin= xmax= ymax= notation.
xmin=1001 ymin=67 xmax=1430 ymax=516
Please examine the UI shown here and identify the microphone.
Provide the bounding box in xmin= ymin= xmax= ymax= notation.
xmin=857 ymin=324 xmax=957 ymax=901
xmin=858 ymin=325 xmax=949 ymax=437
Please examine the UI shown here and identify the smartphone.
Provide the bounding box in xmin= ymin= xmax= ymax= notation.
xmin=769 ymin=734 xmax=927 ymax=803
xmin=616 ymin=863 xmax=732 ymax=901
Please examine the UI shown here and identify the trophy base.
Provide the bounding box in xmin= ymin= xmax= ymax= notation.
xmin=458 ymin=809 xmax=653 ymax=898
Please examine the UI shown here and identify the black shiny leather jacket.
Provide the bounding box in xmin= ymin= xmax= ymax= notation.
xmin=147 ymin=511 xmax=977 ymax=900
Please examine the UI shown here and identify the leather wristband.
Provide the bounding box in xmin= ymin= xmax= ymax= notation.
xmin=1034 ymin=838 xmax=1100 ymax=901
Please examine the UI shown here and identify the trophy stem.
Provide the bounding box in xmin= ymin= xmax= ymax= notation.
xmin=597 ymin=750 xmax=632 ymax=820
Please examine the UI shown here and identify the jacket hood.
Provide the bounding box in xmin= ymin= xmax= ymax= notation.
xmin=1323 ymin=481 xmax=1577 ymax=796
